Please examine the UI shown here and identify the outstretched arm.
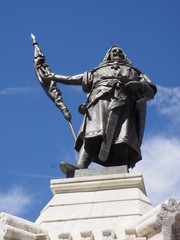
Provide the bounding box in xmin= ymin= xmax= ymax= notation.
xmin=40 ymin=69 xmax=83 ymax=86
xmin=54 ymin=73 xmax=83 ymax=85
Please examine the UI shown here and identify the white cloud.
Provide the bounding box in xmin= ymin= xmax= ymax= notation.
xmin=12 ymin=171 xmax=57 ymax=179
xmin=0 ymin=186 xmax=33 ymax=216
xmin=0 ymin=87 xmax=41 ymax=95
xmin=0 ymin=170 xmax=59 ymax=180
xmin=26 ymin=173 xmax=56 ymax=179
xmin=136 ymin=85 xmax=180 ymax=205
xmin=133 ymin=135 xmax=180 ymax=206
xmin=150 ymin=85 xmax=180 ymax=123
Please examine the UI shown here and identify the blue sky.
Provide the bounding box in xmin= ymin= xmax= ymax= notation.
xmin=0 ymin=0 xmax=180 ymax=222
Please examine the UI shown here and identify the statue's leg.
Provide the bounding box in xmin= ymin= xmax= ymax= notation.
xmin=76 ymin=146 xmax=92 ymax=169
xmin=76 ymin=137 xmax=101 ymax=169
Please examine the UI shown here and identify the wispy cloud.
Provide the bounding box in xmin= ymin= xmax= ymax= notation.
xmin=0 ymin=170 xmax=58 ymax=179
xmin=0 ymin=87 xmax=41 ymax=96
xmin=0 ymin=186 xmax=33 ymax=216
xmin=26 ymin=173 xmax=57 ymax=179
xmin=133 ymin=135 xmax=180 ymax=206
xmin=150 ymin=85 xmax=180 ymax=123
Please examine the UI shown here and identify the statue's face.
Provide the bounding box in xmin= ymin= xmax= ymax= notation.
xmin=110 ymin=47 xmax=124 ymax=61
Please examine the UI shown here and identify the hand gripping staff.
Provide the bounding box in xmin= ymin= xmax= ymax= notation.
xmin=31 ymin=34 xmax=76 ymax=141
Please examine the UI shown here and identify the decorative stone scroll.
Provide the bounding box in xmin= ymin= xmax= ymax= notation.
xmin=0 ymin=212 xmax=44 ymax=234
xmin=2 ymin=225 xmax=36 ymax=240
xmin=102 ymin=229 xmax=117 ymax=240
xmin=80 ymin=231 xmax=94 ymax=240
xmin=157 ymin=198 xmax=180 ymax=240
xmin=0 ymin=212 xmax=48 ymax=240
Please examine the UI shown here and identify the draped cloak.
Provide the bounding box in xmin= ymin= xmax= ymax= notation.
xmin=74 ymin=60 xmax=156 ymax=168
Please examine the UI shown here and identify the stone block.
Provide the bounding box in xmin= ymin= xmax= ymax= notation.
xmin=70 ymin=165 xmax=128 ymax=178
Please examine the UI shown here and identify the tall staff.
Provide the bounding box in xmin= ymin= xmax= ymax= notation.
xmin=31 ymin=34 xmax=76 ymax=141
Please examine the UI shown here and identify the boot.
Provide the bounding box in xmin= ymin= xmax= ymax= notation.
xmin=60 ymin=161 xmax=80 ymax=175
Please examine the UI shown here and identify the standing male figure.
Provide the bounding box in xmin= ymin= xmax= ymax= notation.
xmin=34 ymin=46 xmax=157 ymax=174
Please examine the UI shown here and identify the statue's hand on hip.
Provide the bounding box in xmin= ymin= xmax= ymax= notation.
xmin=124 ymin=81 xmax=145 ymax=93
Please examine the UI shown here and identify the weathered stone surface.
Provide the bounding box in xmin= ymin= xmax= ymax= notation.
xmin=0 ymin=212 xmax=48 ymax=240
xmin=125 ymin=198 xmax=180 ymax=240
xmin=0 ymin=212 xmax=44 ymax=234
xmin=2 ymin=225 xmax=36 ymax=240
xmin=157 ymin=199 xmax=180 ymax=240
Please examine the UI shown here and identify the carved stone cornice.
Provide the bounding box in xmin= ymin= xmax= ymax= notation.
xmin=58 ymin=232 xmax=72 ymax=240
xmin=102 ymin=229 xmax=117 ymax=240
xmin=80 ymin=231 xmax=94 ymax=240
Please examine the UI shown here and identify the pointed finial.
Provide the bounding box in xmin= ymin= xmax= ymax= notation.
xmin=30 ymin=33 xmax=36 ymax=45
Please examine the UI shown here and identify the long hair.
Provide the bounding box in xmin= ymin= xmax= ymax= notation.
xmin=102 ymin=46 xmax=132 ymax=64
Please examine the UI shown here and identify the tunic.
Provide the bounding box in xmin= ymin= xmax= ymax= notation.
xmin=75 ymin=61 xmax=156 ymax=168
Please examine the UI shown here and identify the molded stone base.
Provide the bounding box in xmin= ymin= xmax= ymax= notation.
xmin=36 ymin=171 xmax=152 ymax=240
xmin=0 ymin=170 xmax=180 ymax=240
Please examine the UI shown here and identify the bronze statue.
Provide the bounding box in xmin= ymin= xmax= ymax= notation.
xmin=31 ymin=35 xmax=157 ymax=174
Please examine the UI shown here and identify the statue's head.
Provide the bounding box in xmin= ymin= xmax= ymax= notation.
xmin=103 ymin=46 xmax=131 ymax=64
xmin=110 ymin=47 xmax=125 ymax=61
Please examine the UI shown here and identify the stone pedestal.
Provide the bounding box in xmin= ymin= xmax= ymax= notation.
xmin=1 ymin=169 xmax=180 ymax=239
xmin=36 ymin=171 xmax=153 ymax=240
